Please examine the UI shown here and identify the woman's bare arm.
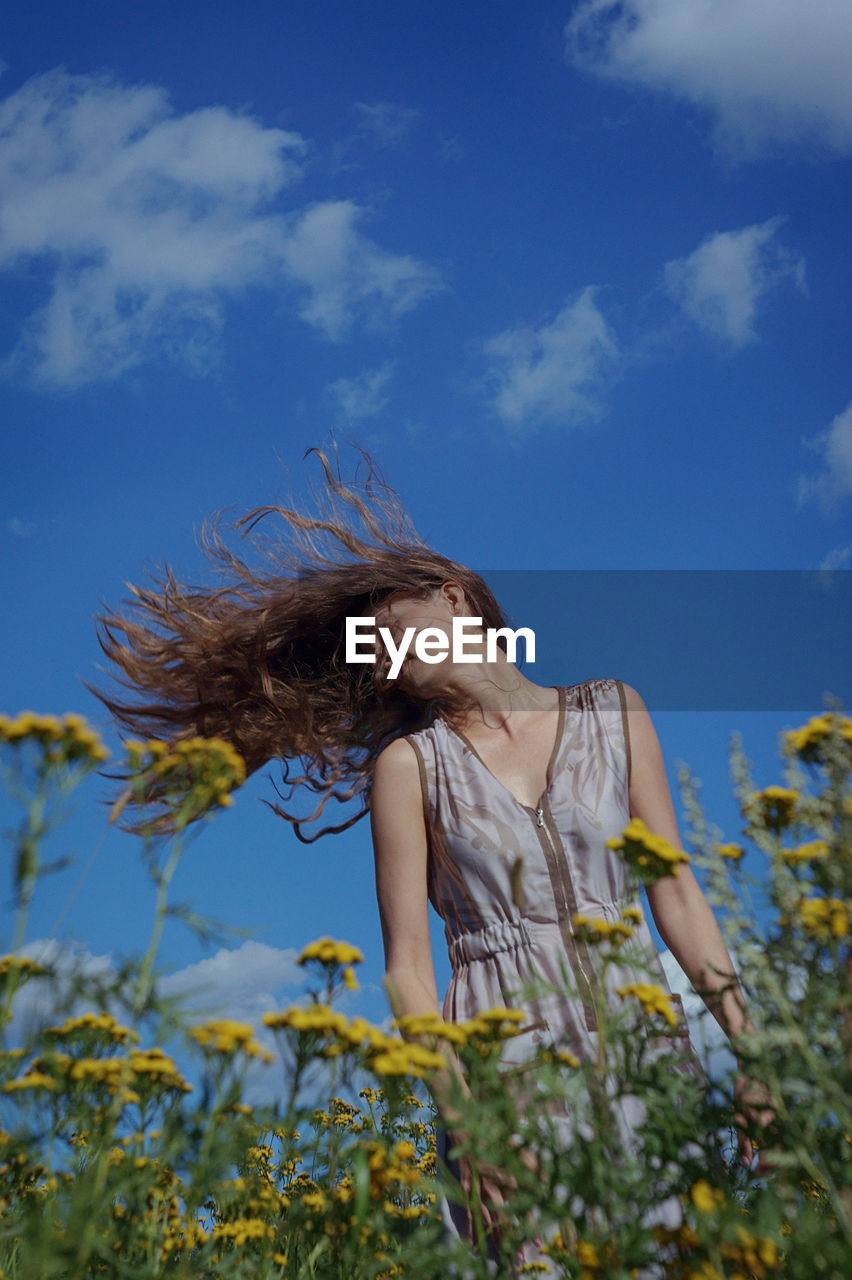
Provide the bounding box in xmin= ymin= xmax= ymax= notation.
xmin=371 ymin=738 xmax=513 ymax=1217
xmin=370 ymin=737 xmax=442 ymax=1020
xmin=621 ymin=683 xmax=776 ymax=1168
xmin=620 ymin=683 xmax=751 ymax=1042
xmin=371 ymin=738 xmax=477 ymax=1123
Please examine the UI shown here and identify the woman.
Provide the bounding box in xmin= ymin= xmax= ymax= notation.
xmin=97 ymin=448 xmax=771 ymax=1257
xmin=368 ymin=581 xmax=768 ymax=1254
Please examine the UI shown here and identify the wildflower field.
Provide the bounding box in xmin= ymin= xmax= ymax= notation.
xmin=0 ymin=709 xmax=850 ymax=1278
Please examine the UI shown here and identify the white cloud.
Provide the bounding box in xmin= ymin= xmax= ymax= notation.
xmin=817 ymin=544 xmax=852 ymax=571
xmin=798 ymin=398 xmax=852 ymax=510
xmin=482 ymin=288 xmax=618 ymax=431
xmin=7 ymin=516 xmax=37 ymax=537
xmin=353 ymin=101 xmax=420 ymax=148
xmin=327 ymin=363 xmax=393 ymax=421
xmin=280 ymin=202 xmax=441 ymax=341
xmin=8 ymin=937 xmax=303 ymax=1036
xmin=566 ymin=0 xmax=852 ymax=156
xmin=160 ymin=939 xmax=302 ymax=1021
xmin=7 ymin=939 xmax=119 ymax=1044
xmin=0 ymin=68 xmax=441 ymax=386
xmin=663 ymin=218 xmax=805 ymax=346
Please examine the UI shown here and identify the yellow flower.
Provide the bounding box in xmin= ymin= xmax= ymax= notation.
xmin=212 ymin=1217 xmax=273 ymax=1246
xmin=190 ymin=1019 xmax=273 ymax=1062
xmin=716 ymin=843 xmax=745 ymax=862
xmin=0 ymin=955 xmax=45 ymax=978
xmin=781 ymin=840 xmax=830 ymax=865
xmin=47 ymin=1012 xmax=139 ymax=1045
xmin=690 ymin=1179 xmax=725 ymax=1213
xmin=542 ymin=1048 xmax=581 ymax=1068
xmin=797 ymin=896 xmax=850 ymax=940
xmin=263 ymin=1004 xmax=349 ymax=1036
xmin=468 ymin=1006 xmax=525 ymax=1025
xmin=572 ymin=913 xmax=635 ymax=943
xmin=617 ymin=983 xmax=678 ymax=1028
xmin=128 ymin=1048 xmax=194 ymax=1089
xmin=297 ymin=937 xmax=364 ymax=967
xmin=122 ymin=736 xmax=246 ymax=818
xmin=0 ymin=711 xmax=109 ymax=762
xmin=371 ymin=1042 xmax=445 ymax=1077
xmin=394 ymin=1012 xmax=470 ymax=1044
xmin=621 ymin=906 xmax=643 ymax=923
xmin=343 ymin=965 xmax=358 ymax=990
xmin=607 ymin=819 xmax=690 ymax=883
xmin=783 ymin=713 xmax=852 ymax=764
xmin=3 ymin=1072 xmax=57 ymax=1092
xmin=744 ymin=786 xmax=799 ymax=833
xmin=300 ymin=1190 xmax=328 ymax=1213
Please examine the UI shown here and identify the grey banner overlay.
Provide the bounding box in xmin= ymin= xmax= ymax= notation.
xmin=476 ymin=570 xmax=850 ymax=712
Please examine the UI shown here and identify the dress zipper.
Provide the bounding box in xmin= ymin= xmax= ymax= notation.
xmin=534 ymin=802 xmax=597 ymax=1022
xmin=535 ymin=807 xmax=572 ymax=936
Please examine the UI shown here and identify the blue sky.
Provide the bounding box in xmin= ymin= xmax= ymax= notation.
xmin=2 ymin=1 xmax=851 ymax=1081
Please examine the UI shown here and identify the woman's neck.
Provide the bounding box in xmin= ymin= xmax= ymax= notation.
xmin=436 ymin=659 xmax=555 ymax=733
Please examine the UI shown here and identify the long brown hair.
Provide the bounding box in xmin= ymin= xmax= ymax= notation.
xmin=94 ymin=446 xmax=509 ymax=841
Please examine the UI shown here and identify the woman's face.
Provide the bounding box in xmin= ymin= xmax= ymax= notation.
xmin=372 ymin=585 xmax=469 ymax=697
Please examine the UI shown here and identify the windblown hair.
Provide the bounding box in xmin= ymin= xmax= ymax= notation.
xmin=94 ymin=446 xmax=510 ymax=841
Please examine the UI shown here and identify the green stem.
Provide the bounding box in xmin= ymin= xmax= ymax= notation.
xmin=135 ymin=835 xmax=183 ymax=1018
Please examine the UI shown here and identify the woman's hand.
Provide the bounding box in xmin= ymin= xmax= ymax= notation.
xmin=733 ymin=1072 xmax=778 ymax=1174
xmin=451 ymin=1142 xmax=514 ymax=1250
xmin=449 ymin=1134 xmax=542 ymax=1254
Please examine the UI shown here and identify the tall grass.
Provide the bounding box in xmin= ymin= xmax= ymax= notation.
xmin=0 ymin=708 xmax=849 ymax=1278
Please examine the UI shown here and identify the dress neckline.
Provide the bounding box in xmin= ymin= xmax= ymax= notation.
xmin=442 ymin=685 xmax=566 ymax=813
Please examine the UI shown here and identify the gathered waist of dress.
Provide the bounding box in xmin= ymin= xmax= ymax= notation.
xmin=446 ymin=917 xmax=563 ymax=968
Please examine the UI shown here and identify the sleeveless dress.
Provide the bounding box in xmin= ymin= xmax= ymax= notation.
xmin=403 ymin=677 xmax=706 ymax=1264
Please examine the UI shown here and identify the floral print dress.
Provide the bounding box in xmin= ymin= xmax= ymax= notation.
xmin=404 ymin=677 xmax=705 ymax=1264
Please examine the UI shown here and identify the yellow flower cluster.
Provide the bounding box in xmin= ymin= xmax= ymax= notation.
xmin=2 ymin=1071 xmax=57 ymax=1094
xmin=370 ymin=1043 xmax=447 ymax=1077
xmin=263 ymin=1002 xmax=522 ymax=1076
xmin=781 ymin=840 xmax=830 ymax=865
xmin=46 ymin=1013 xmax=139 ymax=1045
xmin=264 ymin=1004 xmax=350 ymax=1036
xmin=606 ymin=818 xmax=690 ymax=883
xmin=716 ymin=843 xmax=746 ymax=862
xmin=361 ymin=1137 xmax=432 ymax=1205
xmin=711 ymin=1223 xmax=777 ymax=1274
xmin=616 ymin=982 xmax=678 ymax=1028
xmin=690 ymin=1179 xmax=726 ymax=1213
xmin=797 ymin=896 xmax=850 ymax=941
xmin=744 ymin=786 xmax=799 ymax=833
xmin=0 ymin=711 xmax=109 ymax=763
xmin=124 ymin=735 xmax=246 ymax=811
xmin=212 ymin=1217 xmax=274 ymax=1246
xmin=190 ymin=1019 xmax=274 ymax=1062
xmin=297 ymin=938 xmax=364 ymax=967
xmin=6 ymin=1045 xmax=193 ymax=1102
xmin=0 ymin=955 xmax=44 ymax=979
xmin=542 ymin=1233 xmax=621 ymax=1279
xmin=64 ymin=1048 xmax=191 ymax=1096
xmin=571 ymin=913 xmax=635 ymax=944
xmin=395 ymin=1012 xmax=469 ymax=1044
xmin=541 ymin=1048 xmax=581 ymax=1068
xmin=783 ymin=712 xmax=852 ymax=765
xmin=127 ymin=1048 xmax=193 ymax=1091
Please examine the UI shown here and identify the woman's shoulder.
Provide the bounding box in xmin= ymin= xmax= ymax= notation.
xmin=563 ymin=677 xmax=647 ymax=715
xmin=372 ymin=735 xmax=422 ymax=790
